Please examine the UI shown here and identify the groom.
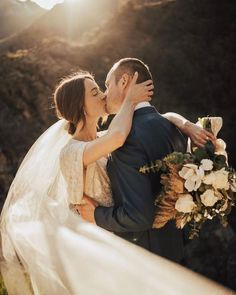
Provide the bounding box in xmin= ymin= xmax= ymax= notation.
xmin=79 ymin=58 xmax=187 ymax=263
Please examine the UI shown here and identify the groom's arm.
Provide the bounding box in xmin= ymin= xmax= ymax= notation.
xmin=94 ymin=146 xmax=157 ymax=233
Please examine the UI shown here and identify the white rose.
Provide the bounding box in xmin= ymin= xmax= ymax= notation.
xmin=203 ymin=172 xmax=215 ymax=185
xmin=200 ymin=189 xmax=218 ymax=207
xmin=213 ymin=169 xmax=229 ymax=190
xmin=175 ymin=194 xmax=196 ymax=213
xmin=200 ymin=159 xmax=213 ymax=171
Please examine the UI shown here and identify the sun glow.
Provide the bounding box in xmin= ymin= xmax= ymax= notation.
xmin=29 ymin=0 xmax=86 ymax=10
xmin=30 ymin=0 xmax=64 ymax=10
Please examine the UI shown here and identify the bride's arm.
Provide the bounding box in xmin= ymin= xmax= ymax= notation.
xmin=163 ymin=112 xmax=216 ymax=147
xmin=83 ymin=73 xmax=153 ymax=167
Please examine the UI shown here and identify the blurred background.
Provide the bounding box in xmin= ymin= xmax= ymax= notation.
xmin=0 ymin=0 xmax=236 ymax=291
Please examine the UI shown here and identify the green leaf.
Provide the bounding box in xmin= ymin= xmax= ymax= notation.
xmin=205 ymin=140 xmax=215 ymax=156
xmin=139 ymin=160 xmax=163 ymax=174
xmin=193 ymin=148 xmax=209 ymax=162
xmin=213 ymin=154 xmax=227 ymax=170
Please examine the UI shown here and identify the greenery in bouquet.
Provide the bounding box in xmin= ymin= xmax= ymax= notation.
xmin=139 ymin=117 xmax=236 ymax=239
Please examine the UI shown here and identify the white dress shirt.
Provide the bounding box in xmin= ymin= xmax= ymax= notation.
xmin=134 ymin=102 xmax=151 ymax=111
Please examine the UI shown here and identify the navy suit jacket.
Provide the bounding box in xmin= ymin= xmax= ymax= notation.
xmin=95 ymin=106 xmax=187 ymax=262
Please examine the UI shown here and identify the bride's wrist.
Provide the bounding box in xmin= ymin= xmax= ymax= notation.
xmin=123 ymin=95 xmax=137 ymax=108
xmin=183 ymin=120 xmax=193 ymax=135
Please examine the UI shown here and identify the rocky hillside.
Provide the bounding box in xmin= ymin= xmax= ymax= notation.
xmin=0 ymin=0 xmax=236 ymax=289
xmin=0 ymin=0 xmax=46 ymax=40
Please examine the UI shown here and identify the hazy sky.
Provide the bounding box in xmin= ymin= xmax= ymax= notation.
xmin=26 ymin=0 xmax=64 ymax=9
xmin=21 ymin=0 xmax=105 ymax=10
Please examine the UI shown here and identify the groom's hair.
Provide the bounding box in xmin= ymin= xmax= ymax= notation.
xmin=114 ymin=58 xmax=152 ymax=84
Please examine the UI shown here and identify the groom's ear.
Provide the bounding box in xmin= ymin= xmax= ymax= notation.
xmin=120 ymin=73 xmax=130 ymax=89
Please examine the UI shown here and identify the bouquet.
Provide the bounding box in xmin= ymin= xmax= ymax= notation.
xmin=139 ymin=117 xmax=236 ymax=239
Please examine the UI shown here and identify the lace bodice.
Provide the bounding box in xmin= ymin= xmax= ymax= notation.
xmin=59 ymin=138 xmax=113 ymax=207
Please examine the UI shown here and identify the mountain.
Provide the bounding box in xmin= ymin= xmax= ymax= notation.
xmin=0 ymin=0 xmax=46 ymax=40
xmin=0 ymin=0 xmax=120 ymax=52
xmin=0 ymin=0 xmax=236 ymax=289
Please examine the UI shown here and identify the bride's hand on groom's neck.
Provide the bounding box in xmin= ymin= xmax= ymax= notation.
xmin=125 ymin=72 xmax=154 ymax=106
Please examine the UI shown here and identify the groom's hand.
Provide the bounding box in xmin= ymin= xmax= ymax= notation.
xmin=75 ymin=195 xmax=99 ymax=224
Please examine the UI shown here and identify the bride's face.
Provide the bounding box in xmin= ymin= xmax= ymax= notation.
xmin=84 ymin=78 xmax=107 ymax=118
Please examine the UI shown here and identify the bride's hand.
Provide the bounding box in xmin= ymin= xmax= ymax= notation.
xmin=125 ymin=72 xmax=154 ymax=105
xmin=184 ymin=121 xmax=216 ymax=147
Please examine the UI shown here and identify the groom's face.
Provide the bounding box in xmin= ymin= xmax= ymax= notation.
xmin=104 ymin=67 xmax=125 ymax=114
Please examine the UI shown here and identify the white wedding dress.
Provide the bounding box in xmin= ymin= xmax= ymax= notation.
xmin=59 ymin=138 xmax=113 ymax=207
xmin=0 ymin=120 xmax=230 ymax=295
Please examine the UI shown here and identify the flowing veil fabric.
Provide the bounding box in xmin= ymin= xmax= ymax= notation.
xmin=0 ymin=120 xmax=232 ymax=295
xmin=0 ymin=119 xmax=72 ymax=294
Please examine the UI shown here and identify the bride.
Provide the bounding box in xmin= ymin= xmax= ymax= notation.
xmin=0 ymin=71 xmax=215 ymax=295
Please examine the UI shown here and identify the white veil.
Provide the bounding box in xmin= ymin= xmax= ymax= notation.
xmin=0 ymin=119 xmax=72 ymax=294
xmin=0 ymin=120 xmax=231 ymax=295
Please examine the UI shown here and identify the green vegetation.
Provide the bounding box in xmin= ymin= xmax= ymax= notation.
xmin=0 ymin=274 xmax=7 ymax=295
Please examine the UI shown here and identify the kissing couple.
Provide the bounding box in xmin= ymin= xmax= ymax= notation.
xmin=0 ymin=57 xmax=215 ymax=295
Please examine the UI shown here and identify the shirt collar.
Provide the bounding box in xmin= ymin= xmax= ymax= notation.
xmin=134 ymin=102 xmax=151 ymax=111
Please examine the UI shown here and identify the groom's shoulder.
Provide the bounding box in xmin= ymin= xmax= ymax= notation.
xmin=133 ymin=109 xmax=171 ymax=132
xmin=131 ymin=109 xmax=184 ymax=143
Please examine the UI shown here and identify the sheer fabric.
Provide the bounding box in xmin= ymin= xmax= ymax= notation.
xmin=0 ymin=119 xmax=71 ymax=294
xmin=0 ymin=119 xmax=231 ymax=295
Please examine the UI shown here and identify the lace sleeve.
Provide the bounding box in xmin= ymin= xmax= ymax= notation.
xmin=59 ymin=140 xmax=88 ymax=204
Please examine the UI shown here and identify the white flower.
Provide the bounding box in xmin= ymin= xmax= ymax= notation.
xmin=200 ymin=189 xmax=219 ymax=207
xmin=200 ymin=117 xmax=222 ymax=136
xmin=213 ymin=169 xmax=229 ymax=190
xmin=203 ymin=169 xmax=230 ymax=191
xmin=175 ymin=194 xmax=197 ymax=213
xmin=179 ymin=164 xmax=204 ymax=192
xmin=179 ymin=164 xmax=197 ymax=180
xmin=210 ymin=117 xmax=223 ymax=137
xmin=215 ymin=139 xmax=228 ymax=160
xmin=200 ymin=159 xmax=213 ymax=171
xmin=215 ymin=138 xmax=226 ymax=152
xmin=203 ymin=172 xmax=216 ymax=185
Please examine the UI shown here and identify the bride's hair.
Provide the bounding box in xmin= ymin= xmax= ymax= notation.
xmin=53 ymin=71 xmax=94 ymax=135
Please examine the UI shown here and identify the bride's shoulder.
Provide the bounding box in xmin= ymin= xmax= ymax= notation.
xmin=60 ymin=139 xmax=87 ymax=160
